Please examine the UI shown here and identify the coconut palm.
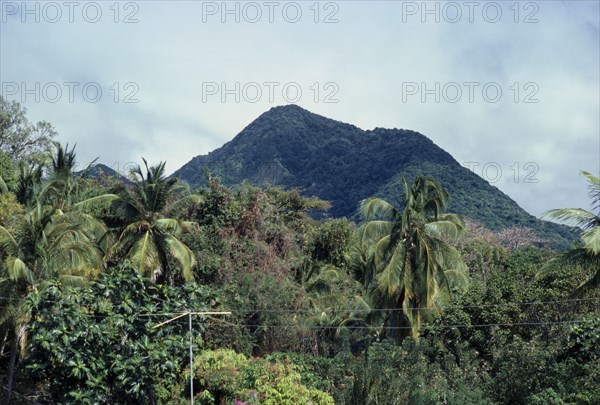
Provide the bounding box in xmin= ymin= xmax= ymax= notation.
xmin=0 ymin=201 xmax=106 ymax=403
xmin=541 ymin=171 xmax=600 ymax=294
xmin=359 ymin=175 xmax=468 ymax=340
xmin=104 ymin=158 xmax=201 ymax=284
xmin=294 ymin=258 xmax=371 ymax=355
xmin=39 ymin=142 xmax=99 ymax=210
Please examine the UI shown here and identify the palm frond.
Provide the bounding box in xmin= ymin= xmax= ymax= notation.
xmin=5 ymin=257 xmax=33 ymax=283
xmin=57 ymin=274 xmax=93 ymax=286
xmin=162 ymin=234 xmax=196 ymax=282
xmin=154 ymin=218 xmax=198 ymax=235
xmin=376 ymin=247 xmax=405 ymax=300
xmin=0 ymin=225 xmax=20 ymax=256
xmin=164 ymin=191 xmax=204 ymax=214
xmin=359 ymin=198 xmax=398 ymax=221
xmin=63 ymin=211 xmax=108 ymax=241
xmin=372 ymin=235 xmax=392 ymax=267
xmin=359 ymin=220 xmax=394 ymax=243
xmin=73 ymin=193 xmax=120 ymax=211
xmin=581 ymin=226 xmax=600 ymax=254
xmin=425 ymin=218 xmax=464 ymax=241
xmin=542 ymin=208 xmax=599 ymax=230
xmin=154 ymin=218 xmax=183 ymax=234
xmin=130 ymin=231 xmax=160 ymax=280
xmin=0 ymin=174 xmax=8 ymax=193
xmin=574 ymin=267 xmax=600 ymax=296
xmin=581 ymin=171 xmax=600 ymax=213
xmin=14 ymin=162 xmax=43 ymax=205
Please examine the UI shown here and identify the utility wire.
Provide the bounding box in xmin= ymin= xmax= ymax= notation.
xmin=0 ymin=385 xmax=40 ymax=405
xmin=203 ymin=319 xmax=587 ymax=330
xmin=0 ymin=296 xmax=598 ymax=313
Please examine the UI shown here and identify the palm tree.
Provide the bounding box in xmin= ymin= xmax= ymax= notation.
xmin=14 ymin=162 xmax=43 ymax=206
xmin=0 ymin=202 xmax=105 ymax=403
xmin=294 ymin=258 xmax=371 ymax=355
xmin=104 ymin=158 xmax=201 ymax=284
xmin=39 ymin=142 xmax=98 ymax=210
xmin=359 ymin=175 xmax=468 ymax=340
xmin=541 ymin=171 xmax=600 ymax=294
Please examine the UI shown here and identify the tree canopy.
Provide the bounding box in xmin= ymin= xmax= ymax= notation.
xmin=0 ymin=99 xmax=597 ymax=404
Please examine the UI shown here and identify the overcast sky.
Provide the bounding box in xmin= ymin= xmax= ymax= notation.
xmin=1 ymin=0 xmax=598 ymax=217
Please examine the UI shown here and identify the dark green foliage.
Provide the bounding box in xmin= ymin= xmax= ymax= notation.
xmin=487 ymin=334 xmax=600 ymax=405
xmin=565 ymin=314 xmax=600 ymax=362
xmin=0 ymin=151 xmax=16 ymax=191
xmin=186 ymin=183 xmax=322 ymax=356
xmin=304 ymin=218 xmax=353 ymax=267
xmin=427 ymin=247 xmax=589 ymax=357
xmin=1 ymin=96 xmax=597 ymax=404
xmin=359 ymin=175 xmax=468 ymax=340
xmin=25 ymin=263 xmax=212 ymax=404
xmin=14 ymin=161 xmax=43 ymax=206
xmin=276 ymin=340 xmax=492 ymax=405
xmin=101 ymin=158 xmax=200 ymax=284
xmin=541 ymin=171 xmax=600 ymax=294
xmin=173 ymin=105 xmax=577 ymax=249
xmin=424 ymin=244 xmax=599 ymax=404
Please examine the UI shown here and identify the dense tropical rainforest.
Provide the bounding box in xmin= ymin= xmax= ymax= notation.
xmin=0 ymin=97 xmax=598 ymax=404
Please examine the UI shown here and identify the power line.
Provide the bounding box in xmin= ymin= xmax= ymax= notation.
xmin=0 ymin=385 xmax=40 ymax=405
xmin=3 ymin=302 xmax=591 ymax=331
xmin=204 ymin=319 xmax=587 ymax=330
xmin=224 ymin=297 xmax=600 ymax=313
xmin=0 ymin=296 xmax=598 ymax=313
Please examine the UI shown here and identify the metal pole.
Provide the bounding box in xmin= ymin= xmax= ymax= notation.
xmin=189 ymin=311 xmax=194 ymax=405
xmin=152 ymin=310 xmax=230 ymax=405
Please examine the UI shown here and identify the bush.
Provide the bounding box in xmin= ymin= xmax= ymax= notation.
xmin=184 ymin=349 xmax=334 ymax=405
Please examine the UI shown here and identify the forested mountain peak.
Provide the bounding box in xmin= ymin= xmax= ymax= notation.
xmin=227 ymin=104 xmax=363 ymax=147
xmin=173 ymin=105 xmax=577 ymax=249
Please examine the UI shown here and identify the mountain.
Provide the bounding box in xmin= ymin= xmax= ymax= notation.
xmin=173 ymin=105 xmax=577 ymax=249
xmin=77 ymin=163 xmax=129 ymax=182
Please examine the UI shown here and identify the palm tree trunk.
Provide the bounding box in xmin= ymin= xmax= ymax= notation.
xmin=311 ymin=332 xmax=320 ymax=356
xmin=388 ymin=292 xmax=406 ymax=342
xmin=388 ymin=309 xmax=397 ymax=341
xmin=145 ymin=357 xmax=157 ymax=405
xmin=0 ymin=328 xmax=9 ymax=357
xmin=4 ymin=325 xmax=24 ymax=405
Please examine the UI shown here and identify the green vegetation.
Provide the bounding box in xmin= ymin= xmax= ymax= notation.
xmin=26 ymin=264 xmax=211 ymax=403
xmin=174 ymin=105 xmax=578 ymax=250
xmin=179 ymin=349 xmax=334 ymax=404
xmin=541 ymin=171 xmax=600 ymax=294
xmin=0 ymin=99 xmax=597 ymax=404
xmin=0 ymin=97 xmax=56 ymax=165
xmin=359 ymin=175 xmax=468 ymax=340
xmin=99 ymin=159 xmax=200 ymax=284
